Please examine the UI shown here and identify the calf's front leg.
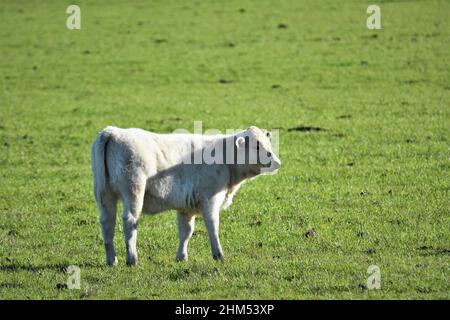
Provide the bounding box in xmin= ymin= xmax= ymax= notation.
xmin=202 ymin=195 xmax=225 ymax=260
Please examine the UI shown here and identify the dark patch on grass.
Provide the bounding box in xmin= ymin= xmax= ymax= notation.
xmin=235 ymin=281 xmax=253 ymax=290
xmin=224 ymin=39 xmax=235 ymax=47
xmin=278 ymin=23 xmax=288 ymax=29
xmin=357 ymin=231 xmax=369 ymax=238
xmin=309 ymin=285 xmax=354 ymax=293
xmin=416 ymin=286 xmax=432 ymax=293
xmin=193 ymin=229 xmax=207 ymax=237
xmin=304 ymin=228 xmax=318 ymax=238
xmin=57 ymin=190 xmax=66 ymax=200
xmin=65 ymin=205 xmax=82 ymax=214
xmin=147 ymin=292 xmax=162 ymax=298
xmin=8 ymin=229 xmax=19 ymax=237
xmin=404 ymin=79 xmax=423 ymax=85
xmin=362 ymin=34 xmax=378 ymax=40
xmin=154 ymin=38 xmax=168 ymax=44
xmin=336 ymin=114 xmax=352 ymax=119
xmin=250 ymin=220 xmax=262 ymax=227
xmin=0 ymin=282 xmax=24 ymax=289
xmin=74 ymin=218 xmax=95 ymax=226
xmin=189 ymin=287 xmax=202 ymax=294
xmin=239 ymin=8 xmax=246 ymax=13
xmin=389 ymin=219 xmax=404 ymax=225
xmin=82 ymin=50 xmax=91 ymax=55
xmin=360 ymin=60 xmax=369 ymax=66
xmin=331 ymin=132 xmax=346 ymax=138
xmin=84 ymin=275 xmax=103 ymax=284
xmin=159 ymin=117 xmax=182 ymax=124
xmin=55 ymin=283 xmax=68 ymax=290
xmin=169 ymin=268 xmax=191 ymax=281
xmin=271 ymin=84 xmax=281 ymax=89
xmin=416 ymin=246 xmax=450 ymax=256
xmin=364 ymin=248 xmax=376 ymax=255
xmin=218 ymin=79 xmax=234 ymax=84
xmin=284 ymin=275 xmax=296 ymax=282
xmin=287 ymin=126 xmax=326 ymax=132
xmin=425 ymin=32 xmax=440 ymax=38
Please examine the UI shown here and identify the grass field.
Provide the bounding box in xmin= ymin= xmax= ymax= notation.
xmin=0 ymin=0 xmax=449 ymax=299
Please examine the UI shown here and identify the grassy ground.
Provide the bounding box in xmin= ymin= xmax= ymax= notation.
xmin=0 ymin=0 xmax=449 ymax=299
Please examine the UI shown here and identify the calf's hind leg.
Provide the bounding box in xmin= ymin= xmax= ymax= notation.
xmin=121 ymin=178 xmax=146 ymax=266
xmin=98 ymin=191 xmax=118 ymax=266
xmin=176 ymin=212 xmax=196 ymax=262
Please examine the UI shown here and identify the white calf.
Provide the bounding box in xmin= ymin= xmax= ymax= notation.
xmin=91 ymin=126 xmax=280 ymax=265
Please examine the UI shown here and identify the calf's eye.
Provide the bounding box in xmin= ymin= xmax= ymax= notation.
xmin=267 ymin=152 xmax=271 ymax=157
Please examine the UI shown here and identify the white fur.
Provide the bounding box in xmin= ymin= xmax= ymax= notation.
xmin=91 ymin=126 xmax=281 ymax=265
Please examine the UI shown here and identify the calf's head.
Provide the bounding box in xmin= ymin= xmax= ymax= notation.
xmin=235 ymin=126 xmax=281 ymax=175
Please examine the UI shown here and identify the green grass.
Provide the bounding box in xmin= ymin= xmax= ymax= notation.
xmin=0 ymin=0 xmax=449 ymax=299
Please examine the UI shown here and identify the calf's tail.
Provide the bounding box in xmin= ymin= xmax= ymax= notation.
xmin=91 ymin=127 xmax=115 ymax=207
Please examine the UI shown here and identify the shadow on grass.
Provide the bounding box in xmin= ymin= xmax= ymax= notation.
xmin=287 ymin=126 xmax=326 ymax=132
xmin=0 ymin=261 xmax=103 ymax=273
xmin=416 ymin=246 xmax=450 ymax=256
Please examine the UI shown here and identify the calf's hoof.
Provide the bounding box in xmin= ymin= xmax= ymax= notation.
xmin=106 ymin=256 xmax=118 ymax=267
xmin=176 ymin=254 xmax=188 ymax=262
xmin=212 ymin=252 xmax=225 ymax=261
xmin=126 ymin=254 xmax=138 ymax=266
